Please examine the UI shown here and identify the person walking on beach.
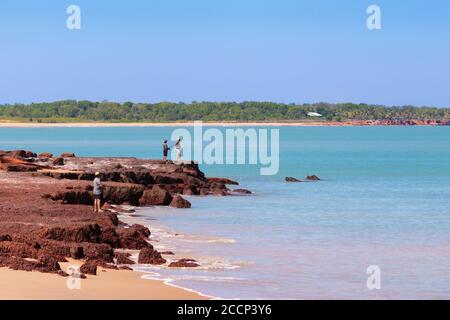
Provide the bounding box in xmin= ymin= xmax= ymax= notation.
xmin=162 ymin=139 xmax=170 ymax=161
xmin=174 ymin=137 xmax=182 ymax=161
xmin=93 ymin=172 xmax=104 ymax=213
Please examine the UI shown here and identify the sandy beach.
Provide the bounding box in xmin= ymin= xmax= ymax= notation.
xmin=0 ymin=259 xmax=206 ymax=300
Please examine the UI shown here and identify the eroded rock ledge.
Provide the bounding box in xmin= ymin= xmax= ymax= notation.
xmin=0 ymin=150 xmax=247 ymax=276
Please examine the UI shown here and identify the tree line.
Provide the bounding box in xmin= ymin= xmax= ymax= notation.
xmin=0 ymin=100 xmax=449 ymax=122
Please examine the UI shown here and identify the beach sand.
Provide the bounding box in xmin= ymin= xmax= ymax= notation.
xmin=0 ymin=259 xmax=207 ymax=300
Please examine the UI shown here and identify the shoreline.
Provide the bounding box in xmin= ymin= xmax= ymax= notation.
xmin=118 ymin=208 xmax=225 ymax=300
xmin=0 ymin=120 xmax=448 ymax=127
xmin=0 ymin=154 xmax=234 ymax=300
xmin=0 ymin=259 xmax=207 ymax=300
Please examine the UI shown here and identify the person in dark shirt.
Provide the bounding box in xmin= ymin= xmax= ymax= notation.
xmin=162 ymin=140 xmax=170 ymax=161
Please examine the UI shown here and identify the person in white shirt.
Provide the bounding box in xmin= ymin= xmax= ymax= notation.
xmin=93 ymin=172 xmax=104 ymax=213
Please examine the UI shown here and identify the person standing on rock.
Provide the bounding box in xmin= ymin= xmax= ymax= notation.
xmin=162 ymin=140 xmax=170 ymax=161
xmin=174 ymin=137 xmax=182 ymax=161
xmin=93 ymin=172 xmax=104 ymax=213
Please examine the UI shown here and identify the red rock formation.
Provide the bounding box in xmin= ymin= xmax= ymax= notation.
xmin=5 ymin=150 xmax=37 ymax=159
xmin=116 ymin=224 xmax=151 ymax=249
xmin=0 ymin=151 xmax=244 ymax=277
xmin=39 ymin=224 xmax=102 ymax=243
xmin=169 ymin=258 xmax=200 ymax=268
xmin=60 ymin=152 xmax=76 ymax=158
xmin=38 ymin=152 xmax=53 ymax=159
xmin=52 ymin=157 xmax=64 ymax=165
xmin=80 ymin=262 xmax=97 ymax=275
xmin=139 ymin=185 xmax=173 ymax=206
xmin=233 ymin=188 xmax=252 ymax=194
xmin=207 ymin=177 xmax=239 ymax=185
xmin=103 ymin=184 xmax=145 ymax=206
xmin=115 ymin=252 xmax=135 ymax=265
xmin=285 ymin=177 xmax=303 ymax=182
xmin=138 ymin=246 xmax=166 ymax=265
xmin=0 ymin=241 xmax=38 ymax=259
xmin=170 ymin=195 xmax=192 ymax=208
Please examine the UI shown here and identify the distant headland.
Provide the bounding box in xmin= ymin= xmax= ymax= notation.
xmin=0 ymin=100 xmax=449 ymax=125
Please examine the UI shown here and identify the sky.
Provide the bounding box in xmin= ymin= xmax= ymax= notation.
xmin=0 ymin=0 xmax=449 ymax=106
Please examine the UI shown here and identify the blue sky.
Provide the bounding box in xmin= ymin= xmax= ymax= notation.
xmin=0 ymin=0 xmax=449 ymax=106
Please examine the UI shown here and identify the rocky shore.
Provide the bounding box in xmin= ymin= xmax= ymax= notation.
xmin=0 ymin=150 xmax=243 ymax=277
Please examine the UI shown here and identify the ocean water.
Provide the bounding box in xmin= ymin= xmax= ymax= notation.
xmin=1 ymin=126 xmax=450 ymax=299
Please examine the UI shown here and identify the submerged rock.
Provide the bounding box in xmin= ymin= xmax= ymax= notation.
xmin=233 ymin=188 xmax=252 ymax=194
xmin=285 ymin=177 xmax=303 ymax=182
xmin=168 ymin=259 xmax=200 ymax=268
xmin=306 ymin=175 xmax=321 ymax=181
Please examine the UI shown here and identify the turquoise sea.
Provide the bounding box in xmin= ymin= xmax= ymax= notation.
xmin=1 ymin=126 xmax=449 ymax=299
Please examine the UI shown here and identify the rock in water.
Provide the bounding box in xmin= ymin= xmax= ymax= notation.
xmin=169 ymin=259 xmax=200 ymax=268
xmin=306 ymin=175 xmax=321 ymax=181
xmin=170 ymin=195 xmax=191 ymax=208
xmin=139 ymin=186 xmax=173 ymax=206
xmin=233 ymin=189 xmax=252 ymax=194
xmin=285 ymin=177 xmax=303 ymax=182
xmin=138 ymin=247 xmax=166 ymax=265
xmin=207 ymin=177 xmax=239 ymax=185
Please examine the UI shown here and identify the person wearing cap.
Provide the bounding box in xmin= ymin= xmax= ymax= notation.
xmin=93 ymin=172 xmax=104 ymax=213
xmin=162 ymin=139 xmax=170 ymax=161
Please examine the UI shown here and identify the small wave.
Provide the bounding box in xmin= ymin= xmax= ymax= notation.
xmin=144 ymin=274 xmax=245 ymax=283
xmin=138 ymin=271 xmax=222 ymax=300
xmin=150 ymin=228 xmax=236 ymax=244
xmin=133 ymin=257 xmax=240 ymax=272
xmin=179 ymin=238 xmax=236 ymax=244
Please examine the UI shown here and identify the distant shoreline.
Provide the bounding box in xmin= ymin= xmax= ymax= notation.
xmin=0 ymin=120 xmax=448 ymax=127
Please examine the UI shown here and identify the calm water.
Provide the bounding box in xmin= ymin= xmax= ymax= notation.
xmin=1 ymin=126 xmax=449 ymax=299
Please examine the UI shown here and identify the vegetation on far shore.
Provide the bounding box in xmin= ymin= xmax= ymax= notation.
xmin=0 ymin=100 xmax=449 ymax=123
